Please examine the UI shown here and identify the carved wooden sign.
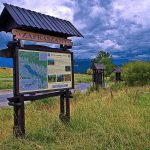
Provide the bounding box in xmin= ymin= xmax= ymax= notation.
xmin=12 ymin=29 xmax=73 ymax=46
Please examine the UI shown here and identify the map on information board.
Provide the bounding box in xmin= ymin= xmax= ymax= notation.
xmin=19 ymin=50 xmax=48 ymax=92
xmin=18 ymin=49 xmax=72 ymax=93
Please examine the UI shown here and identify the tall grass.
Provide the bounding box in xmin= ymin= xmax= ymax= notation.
xmin=0 ymin=68 xmax=13 ymax=90
xmin=0 ymin=80 xmax=12 ymax=90
xmin=0 ymin=86 xmax=149 ymax=150
xmin=74 ymin=74 xmax=92 ymax=83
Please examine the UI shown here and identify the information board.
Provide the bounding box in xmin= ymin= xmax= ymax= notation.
xmin=18 ymin=49 xmax=72 ymax=93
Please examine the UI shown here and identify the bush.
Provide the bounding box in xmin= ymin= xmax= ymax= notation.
xmin=86 ymin=69 xmax=92 ymax=75
xmin=122 ymin=61 xmax=150 ymax=86
xmin=110 ymin=82 xmax=127 ymax=91
xmin=109 ymin=73 xmax=115 ymax=81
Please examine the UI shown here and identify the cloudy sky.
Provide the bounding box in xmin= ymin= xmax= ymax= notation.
xmin=0 ymin=0 xmax=150 ymax=62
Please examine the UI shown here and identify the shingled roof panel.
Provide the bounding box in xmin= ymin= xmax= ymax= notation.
xmin=113 ymin=68 xmax=122 ymax=73
xmin=37 ymin=12 xmax=53 ymax=31
xmin=5 ymin=4 xmax=23 ymax=25
xmin=91 ymin=63 xmax=106 ymax=70
xmin=42 ymin=14 xmax=58 ymax=32
xmin=15 ymin=6 xmax=32 ymax=27
xmin=0 ymin=3 xmax=83 ymax=37
xmin=23 ymin=8 xmax=40 ymax=28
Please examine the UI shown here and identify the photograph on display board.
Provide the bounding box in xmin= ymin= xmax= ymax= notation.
xmin=48 ymin=52 xmax=72 ymax=89
xmin=48 ymin=74 xmax=56 ymax=83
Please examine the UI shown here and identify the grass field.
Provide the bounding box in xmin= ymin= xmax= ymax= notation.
xmin=0 ymin=68 xmax=13 ymax=78
xmin=0 ymin=85 xmax=149 ymax=150
xmin=0 ymin=68 xmax=13 ymax=90
xmin=0 ymin=80 xmax=13 ymax=90
xmin=74 ymin=73 xmax=92 ymax=83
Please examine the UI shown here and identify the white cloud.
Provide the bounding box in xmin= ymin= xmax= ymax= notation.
xmin=112 ymin=0 xmax=150 ymax=28
xmin=112 ymin=54 xmax=120 ymax=58
xmin=74 ymin=20 xmax=87 ymax=30
xmin=136 ymin=54 xmax=150 ymax=58
xmin=97 ymin=39 xmax=121 ymax=50
xmin=90 ymin=4 xmax=106 ymax=18
xmin=0 ymin=0 xmax=150 ymax=61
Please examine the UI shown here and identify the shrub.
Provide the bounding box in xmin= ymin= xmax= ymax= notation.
xmin=86 ymin=69 xmax=92 ymax=75
xmin=122 ymin=61 xmax=150 ymax=86
xmin=109 ymin=73 xmax=115 ymax=81
xmin=110 ymin=82 xmax=127 ymax=91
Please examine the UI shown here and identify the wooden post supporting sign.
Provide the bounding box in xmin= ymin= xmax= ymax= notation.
xmin=59 ymin=93 xmax=65 ymax=120
xmin=8 ymin=40 xmax=25 ymax=138
xmin=65 ymin=90 xmax=70 ymax=121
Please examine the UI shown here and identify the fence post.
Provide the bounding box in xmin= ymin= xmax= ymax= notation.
xmin=133 ymin=90 xmax=139 ymax=105
xmin=110 ymin=89 xmax=113 ymax=100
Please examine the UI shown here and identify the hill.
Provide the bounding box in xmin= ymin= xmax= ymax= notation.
xmin=0 ymin=57 xmax=13 ymax=68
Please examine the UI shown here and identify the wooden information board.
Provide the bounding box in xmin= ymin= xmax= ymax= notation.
xmin=18 ymin=48 xmax=73 ymax=93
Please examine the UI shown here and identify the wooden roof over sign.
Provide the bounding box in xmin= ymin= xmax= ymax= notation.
xmin=0 ymin=3 xmax=83 ymax=38
xmin=113 ymin=67 xmax=122 ymax=73
xmin=91 ymin=63 xmax=105 ymax=70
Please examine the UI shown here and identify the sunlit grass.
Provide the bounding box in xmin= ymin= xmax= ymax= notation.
xmin=0 ymin=86 xmax=150 ymax=150
xmin=0 ymin=80 xmax=13 ymax=90
xmin=0 ymin=68 xmax=13 ymax=78
xmin=0 ymin=68 xmax=13 ymax=90
xmin=74 ymin=73 xmax=92 ymax=83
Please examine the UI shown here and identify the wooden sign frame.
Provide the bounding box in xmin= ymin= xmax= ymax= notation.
xmin=0 ymin=2 xmax=82 ymax=138
xmin=14 ymin=45 xmax=74 ymax=95
xmin=7 ymin=41 xmax=72 ymax=138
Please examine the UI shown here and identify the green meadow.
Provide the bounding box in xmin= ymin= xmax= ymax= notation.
xmin=74 ymin=73 xmax=92 ymax=83
xmin=0 ymin=68 xmax=13 ymax=90
xmin=0 ymin=68 xmax=13 ymax=78
xmin=0 ymin=85 xmax=149 ymax=150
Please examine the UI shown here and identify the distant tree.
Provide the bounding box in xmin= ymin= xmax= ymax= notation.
xmin=92 ymin=50 xmax=116 ymax=77
xmin=86 ymin=68 xmax=92 ymax=75
xmin=92 ymin=51 xmax=111 ymax=63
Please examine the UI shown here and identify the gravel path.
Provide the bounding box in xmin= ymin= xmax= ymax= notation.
xmin=75 ymin=83 xmax=92 ymax=92
xmin=0 ymin=92 xmax=13 ymax=107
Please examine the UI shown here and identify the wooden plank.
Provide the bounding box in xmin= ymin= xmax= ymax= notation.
xmin=71 ymin=52 xmax=75 ymax=89
xmin=12 ymin=29 xmax=73 ymax=46
xmin=23 ymin=91 xmax=64 ymax=101
xmin=13 ymin=46 xmax=20 ymax=96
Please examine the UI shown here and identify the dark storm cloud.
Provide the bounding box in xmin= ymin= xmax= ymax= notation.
xmin=71 ymin=0 xmax=150 ymax=61
xmin=0 ymin=0 xmax=150 ymax=62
